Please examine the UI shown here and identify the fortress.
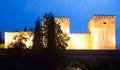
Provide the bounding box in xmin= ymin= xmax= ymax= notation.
xmin=5 ymin=15 xmax=116 ymax=50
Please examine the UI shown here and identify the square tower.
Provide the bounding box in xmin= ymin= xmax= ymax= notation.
xmin=42 ymin=17 xmax=70 ymax=48
xmin=54 ymin=17 xmax=70 ymax=34
xmin=42 ymin=17 xmax=70 ymax=34
xmin=88 ymin=15 xmax=116 ymax=50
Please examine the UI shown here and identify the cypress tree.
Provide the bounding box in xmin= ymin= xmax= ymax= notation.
xmin=32 ymin=18 xmax=43 ymax=49
xmin=24 ymin=26 xmax=27 ymax=31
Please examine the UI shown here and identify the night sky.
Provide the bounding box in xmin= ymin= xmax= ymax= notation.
xmin=0 ymin=0 xmax=120 ymax=49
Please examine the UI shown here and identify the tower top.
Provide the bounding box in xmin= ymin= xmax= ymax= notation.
xmin=54 ymin=16 xmax=70 ymax=18
xmin=93 ymin=14 xmax=115 ymax=18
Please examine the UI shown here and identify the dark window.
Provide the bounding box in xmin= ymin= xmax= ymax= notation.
xmin=103 ymin=22 xmax=106 ymax=24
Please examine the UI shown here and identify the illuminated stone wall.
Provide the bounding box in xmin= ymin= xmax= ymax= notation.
xmin=42 ymin=17 xmax=70 ymax=47
xmin=55 ymin=17 xmax=70 ymax=34
xmin=5 ymin=15 xmax=116 ymax=50
xmin=42 ymin=17 xmax=70 ymax=34
xmin=67 ymin=34 xmax=91 ymax=49
xmin=88 ymin=15 xmax=116 ymax=50
xmin=5 ymin=32 xmax=33 ymax=49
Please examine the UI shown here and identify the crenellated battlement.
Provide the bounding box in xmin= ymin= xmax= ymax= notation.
xmin=42 ymin=16 xmax=70 ymax=19
xmin=42 ymin=16 xmax=70 ymax=22
xmin=55 ymin=16 xmax=70 ymax=18
xmin=4 ymin=14 xmax=116 ymax=50
xmin=55 ymin=16 xmax=70 ymax=20
xmin=93 ymin=14 xmax=115 ymax=19
xmin=88 ymin=14 xmax=116 ymax=50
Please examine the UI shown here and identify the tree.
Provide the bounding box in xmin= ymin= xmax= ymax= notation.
xmin=55 ymin=23 xmax=70 ymax=50
xmin=7 ymin=32 xmax=33 ymax=49
xmin=32 ymin=18 xmax=43 ymax=49
xmin=43 ymin=12 xmax=70 ymax=68
xmin=7 ymin=34 xmax=27 ymax=49
xmin=43 ymin=12 xmax=70 ymax=49
xmin=55 ymin=23 xmax=70 ymax=68
xmin=24 ymin=26 xmax=27 ymax=31
xmin=7 ymin=35 xmax=26 ymax=61
xmin=29 ymin=26 xmax=34 ymax=31
xmin=43 ymin=12 xmax=56 ymax=51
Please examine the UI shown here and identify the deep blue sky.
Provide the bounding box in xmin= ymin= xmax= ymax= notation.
xmin=0 ymin=0 xmax=120 ymax=49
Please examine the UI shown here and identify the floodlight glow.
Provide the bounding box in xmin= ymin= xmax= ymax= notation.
xmin=4 ymin=15 xmax=116 ymax=50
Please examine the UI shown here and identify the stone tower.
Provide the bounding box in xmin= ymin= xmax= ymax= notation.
xmin=55 ymin=17 xmax=70 ymax=34
xmin=4 ymin=15 xmax=116 ymax=50
xmin=42 ymin=17 xmax=70 ymax=34
xmin=88 ymin=15 xmax=116 ymax=50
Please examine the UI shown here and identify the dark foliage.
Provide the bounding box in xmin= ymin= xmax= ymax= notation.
xmin=7 ymin=34 xmax=27 ymax=49
xmin=43 ymin=12 xmax=70 ymax=49
xmin=4 ymin=49 xmax=58 ymax=70
xmin=24 ymin=26 xmax=27 ymax=31
xmin=43 ymin=12 xmax=56 ymax=50
xmin=29 ymin=26 xmax=34 ymax=31
xmin=1 ymin=12 xmax=70 ymax=69
xmin=55 ymin=23 xmax=70 ymax=50
xmin=7 ymin=45 xmax=24 ymax=61
xmin=32 ymin=18 xmax=43 ymax=50
xmin=43 ymin=12 xmax=70 ymax=68
xmin=70 ymin=60 xmax=88 ymax=70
